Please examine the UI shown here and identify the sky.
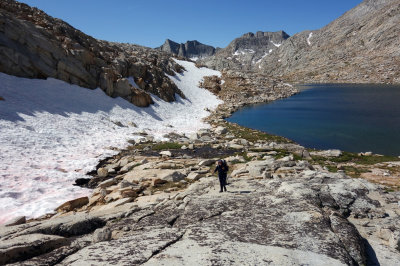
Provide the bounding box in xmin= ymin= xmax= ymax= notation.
xmin=18 ymin=0 xmax=362 ymax=48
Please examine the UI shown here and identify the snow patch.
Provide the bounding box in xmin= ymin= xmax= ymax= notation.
xmin=255 ymin=50 xmax=273 ymax=65
xmin=189 ymin=56 xmax=199 ymax=61
xmin=233 ymin=49 xmax=255 ymax=56
xmin=307 ymin=32 xmax=313 ymax=46
xmin=271 ymin=41 xmax=282 ymax=47
xmin=0 ymin=59 xmax=222 ymax=224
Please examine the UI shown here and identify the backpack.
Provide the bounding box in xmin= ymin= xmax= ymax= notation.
xmin=222 ymin=159 xmax=229 ymax=172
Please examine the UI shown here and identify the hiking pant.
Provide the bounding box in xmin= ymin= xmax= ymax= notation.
xmin=219 ymin=176 xmax=227 ymax=192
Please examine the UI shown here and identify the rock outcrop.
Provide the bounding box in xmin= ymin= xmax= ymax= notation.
xmin=157 ymin=39 xmax=216 ymax=60
xmin=199 ymin=30 xmax=289 ymax=71
xmin=258 ymin=0 xmax=400 ymax=84
xmin=2 ymin=147 xmax=400 ymax=265
xmin=0 ymin=0 xmax=186 ymax=106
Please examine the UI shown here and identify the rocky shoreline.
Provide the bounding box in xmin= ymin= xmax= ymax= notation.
xmin=1 ymin=76 xmax=400 ymax=265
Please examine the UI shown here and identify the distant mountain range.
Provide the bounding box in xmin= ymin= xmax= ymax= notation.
xmin=160 ymin=0 xmax=400 ymax=84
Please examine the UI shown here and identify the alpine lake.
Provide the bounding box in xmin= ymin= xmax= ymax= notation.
xmin=227 ymin=84 xmax=400 ymax=157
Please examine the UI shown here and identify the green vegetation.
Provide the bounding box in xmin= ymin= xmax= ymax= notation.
xmin=311 ymin=151 xmax=400 ymax=165
xmin=225 ymin=122 xmax=292 ymax=143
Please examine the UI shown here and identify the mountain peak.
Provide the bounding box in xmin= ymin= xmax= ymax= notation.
xmin=157 ymin=39 xmax=215 ymax=60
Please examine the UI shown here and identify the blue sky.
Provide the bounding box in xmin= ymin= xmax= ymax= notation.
xmin=19 ymin=0 xmax=361 ymax=48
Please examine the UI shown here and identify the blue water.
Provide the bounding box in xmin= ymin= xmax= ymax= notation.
xmin=227 ymin=84 xmax=400 ymax=156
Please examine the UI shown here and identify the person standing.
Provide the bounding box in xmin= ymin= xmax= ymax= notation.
xmin=214 ymin=160 xmax=229 ymax=192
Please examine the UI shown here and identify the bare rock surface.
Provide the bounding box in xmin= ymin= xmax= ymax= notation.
xmin=1 ymin=151 xmax=400 ymax=265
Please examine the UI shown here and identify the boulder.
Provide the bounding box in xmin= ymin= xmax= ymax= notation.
xmin=92 ymin=227 xmax=112 ymax=243
xmin=97 ymin=168 xmax=108 ymax=178
xmin=120 ymin=161 xmax=140 ymax=173
xmin=228 ymin=143 xmax=244 ymax=150
xmin=159 ymin=151 xmax=172 ymax=157
xmin=98 ymin=178 xmax=117 ymax=188
xmin=215 ymin=126 xmax=228 ymax=135
xmin=54 ymin=197 xmax=89 ymax=212
xmin=245 ymin=159 xmax=275 ymax=177
xmin=199 ymin=159 xmax=216 ymax=166
xmin=186 ymin=172 xmax=202 ymax=181
xmin=231 ymin=168 xmax=249 ymax=177
xmin=4 ymin=216 xmax=26 ymax=227
xmin=311 ymin=149 xmax=342 ymax=158
xmin=159 ymin=171 xmax=186 ymax=182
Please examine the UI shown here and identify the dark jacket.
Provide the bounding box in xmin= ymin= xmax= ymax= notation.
xmin=214 ymin=164 xmax=228 ymax=178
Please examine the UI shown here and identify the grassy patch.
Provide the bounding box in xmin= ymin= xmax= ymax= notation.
xmin=312 ymin=151 xmax=400 ymax=165
xmin=150 ymin=181 xmax=187 ymax=193
xmin=225 ymin=122 xmax=292 ymax=143
xmin=341 ymin=166 xmax=369 ymax=178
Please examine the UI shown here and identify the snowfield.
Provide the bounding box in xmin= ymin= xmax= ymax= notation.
xmin=0 ymin=59 xmax=222 ymax=224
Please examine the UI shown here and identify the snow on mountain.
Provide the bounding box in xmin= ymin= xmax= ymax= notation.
xmin=307 ymin=32 xmax=313 ymax=46
xmin=0 ymin=59 xmax=222 ymax=224
xmin=270 ymin=41 xmax=282 ymax=47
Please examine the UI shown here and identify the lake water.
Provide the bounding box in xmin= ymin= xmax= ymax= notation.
xmin=227 ymin=84 xmax=400 ymax=156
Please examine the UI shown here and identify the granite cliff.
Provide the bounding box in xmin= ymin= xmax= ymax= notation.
xmin=157 ymin=39 xmax=216 ymax=61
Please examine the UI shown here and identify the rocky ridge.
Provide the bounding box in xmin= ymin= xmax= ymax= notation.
xmin=258 ymin=0 xmax=400 ymax=84
xmin=157 ymin=39 xmax=216 ymax=61
xmin=0 ymin=0 xmax=187 ymax=106
xmin=199 ymin=30 xmax=289 ymax=71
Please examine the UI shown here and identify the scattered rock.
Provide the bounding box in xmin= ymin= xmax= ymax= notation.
xmin=214 ymin=126 xmax=228 ymax=135
xmin=97 ymin=167 xmax=108 ymax=178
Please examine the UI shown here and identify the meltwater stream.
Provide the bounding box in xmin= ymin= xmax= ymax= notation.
xmin=227 ymin=84 xmax=400 ymax=156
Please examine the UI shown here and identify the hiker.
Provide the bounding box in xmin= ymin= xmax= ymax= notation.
xmin=214 ymin=159 xmax=229 ymax=192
